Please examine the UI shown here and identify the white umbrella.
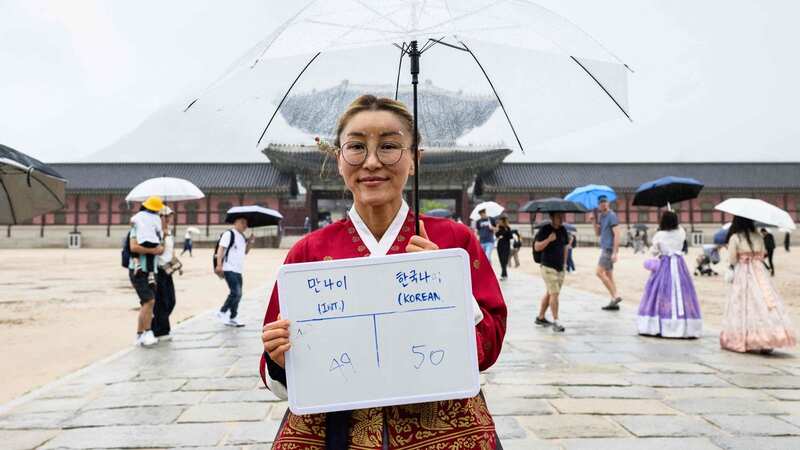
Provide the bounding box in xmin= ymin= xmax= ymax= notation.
xmin=715 ymin=198 xmax=796 ymax=231
xmin=186 ymin=226 xmax=201 ymax=234
xmin=470 ymin=201 xmax=504 ymax=221
xmin=126 ymin=177 xmax=205 ymax=202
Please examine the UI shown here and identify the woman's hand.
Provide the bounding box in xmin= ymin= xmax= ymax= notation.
xmin=406 ymin=220 xmax=439 ymax=252
xmin=262 ymin=314 xmax=291 ymax=368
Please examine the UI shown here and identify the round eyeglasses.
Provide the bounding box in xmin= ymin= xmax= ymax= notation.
xmin=339 ymin=141 xmax=407 ymax=166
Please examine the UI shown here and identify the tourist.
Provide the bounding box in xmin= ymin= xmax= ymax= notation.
xmin=180 ymin=228 xmax=193 ymax=257
xmin=128 ymin=196 xmax=165 ymax=347
xmin=259 ymin=95 xmax=507 ymax=447
xmin=214 ymin=216 xmax=254 ymax=327
xmin=511 ymin=226 xmax=522 ymax=268
xmin=591 ymin=196 xmax=623 ymax=310
xmin=633 ymin=229 xmax=645 ymax=254
xmin=761 ymin=228 xmax=776 ymax=276
xmin=566 ymin=232 xmax=576 ymax=272
xmin=636 ymin=211 xmax=702 ymax=338
xmin=475 ymin=208 xmax=496 ymax=262
xmin=495 ymin=216 xmax=513 ymax=280
xmin=533 ymin=212 xmax=569 ymax=332
xmin=720 ymin=216 xmax=796 ymax=353
xmin=152 ymin=206 xmax=178 ymax=340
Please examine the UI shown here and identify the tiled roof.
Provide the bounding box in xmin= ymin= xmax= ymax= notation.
xmin=483 ymin=163 xmax=800 ymax=192
xmin=48 ymin=163 xmax=292 ymax=193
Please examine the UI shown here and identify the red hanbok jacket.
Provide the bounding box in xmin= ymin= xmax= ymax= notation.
xmin=260 ymin=212 xmax=507 ymax=450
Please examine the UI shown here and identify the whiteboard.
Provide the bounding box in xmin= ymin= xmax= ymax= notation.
xmin=277 ymin=248 xmax=479 ymax=415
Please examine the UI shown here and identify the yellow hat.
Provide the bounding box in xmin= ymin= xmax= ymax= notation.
xmin=142 ymin=196 xmax=165 ymax=212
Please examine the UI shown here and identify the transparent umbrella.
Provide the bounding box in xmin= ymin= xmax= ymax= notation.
xmin=184 ymin=0 xmax=632 ymax=233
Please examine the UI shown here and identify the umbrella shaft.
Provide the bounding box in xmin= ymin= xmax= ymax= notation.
xmin=409 ymin=41 xmax=420 ymax=235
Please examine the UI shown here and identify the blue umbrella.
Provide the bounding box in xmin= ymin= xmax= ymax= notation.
xmin=632 ymin=176 xmax=703 ymax=208
xmin=424 ymin=208 xmax=452 ymax=218
xmin=713 ymin=227 xmax=729 ymax=245
xmin=564 ymin=185 xmax=616 ymax=210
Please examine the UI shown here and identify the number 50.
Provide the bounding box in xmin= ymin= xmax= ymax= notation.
xmin=411 ymin=345 xmax=445 ymax=369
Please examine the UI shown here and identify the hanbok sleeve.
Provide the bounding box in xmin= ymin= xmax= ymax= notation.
xmin=458 ymin=226 xmax=507 ymax=371
xmin=728 ymin=234 xmax=740 ymax=266
xmin=259 ymin=238 xmax=309 ymax=397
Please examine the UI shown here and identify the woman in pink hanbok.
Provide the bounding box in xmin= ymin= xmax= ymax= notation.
xmin=720 ymin=216 xmax=796 ymax=353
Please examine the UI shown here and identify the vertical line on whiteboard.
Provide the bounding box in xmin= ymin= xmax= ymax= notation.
xmin=372 ymin=314 xmax=380 ymax=368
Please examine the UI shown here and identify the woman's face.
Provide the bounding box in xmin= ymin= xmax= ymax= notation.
xmin=337 ymin=110 xmax=414 ymax=209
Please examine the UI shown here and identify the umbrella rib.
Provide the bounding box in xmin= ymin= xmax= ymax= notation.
xmin=458 ymin=39 xmax=525 ymax=153
xmin=412 ymin=0 xmax=506 ymax=35
xmin=570 ymin=56 xmax=632 ymax=122
xmin=256 ymin=51 xmax=323 ymax=147
xmin=30 ymin=173 xmax=67 ymax=210
xmin=0 ymin=179 xmax=18 ymax=224
xmin=395 ymin=42 xmax=407 ymax=100
xmin=354 ymin=0 xmax=409 ymax=33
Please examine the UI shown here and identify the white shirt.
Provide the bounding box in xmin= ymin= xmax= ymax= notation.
xmin=219 ymin=229 xmax=247 ymax=273
xmin=184 ymin=231 xmax=192 ymax=240
xmin=131 ymin=211 xmax=162 ymax=245
xmin=158 ymin=234 xmax=174 ymax=266
xmin=650 ymin=227 xmax=686 ymax=256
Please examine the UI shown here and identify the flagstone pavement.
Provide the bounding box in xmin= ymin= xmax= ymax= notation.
xmin=3 ymin=268 xmax=800 ymax=450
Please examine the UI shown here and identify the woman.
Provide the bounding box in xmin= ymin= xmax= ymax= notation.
xmin=260 ymin=95 xmax=507 ymax=449
xmin=636 ymin=211 xmax=702 ymax=338
xmin=720 ymin=216 xmax=796 ymax=353
xmin=152 ymin=206 xmax=178 ymax=340
xmin=495 ymin=216 xmax=514 ymax=280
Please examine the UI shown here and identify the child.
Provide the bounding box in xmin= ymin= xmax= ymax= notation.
xmin=130 ymin=196 xmax=164 ymax=283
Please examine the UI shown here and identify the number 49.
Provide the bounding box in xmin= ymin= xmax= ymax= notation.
xmin=411 ymin=345 xmax=445 ymax=369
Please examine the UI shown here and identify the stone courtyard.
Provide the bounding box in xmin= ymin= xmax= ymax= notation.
xmin=3 ymin=269 xmax=800 ymax=450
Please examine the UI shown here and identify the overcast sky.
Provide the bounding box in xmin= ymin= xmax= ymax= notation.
xmin=1 ymin=0 xmax=799 ymax=162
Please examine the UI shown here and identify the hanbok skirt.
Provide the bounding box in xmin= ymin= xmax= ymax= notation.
xmin=720 ymin=255 xmax=796 ymax=352
xmin=637 ymin=254 xmax=703 ymax=338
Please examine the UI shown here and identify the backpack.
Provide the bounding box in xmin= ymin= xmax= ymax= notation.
xmin=121 ymin=230 xmax=132 ymax=268
xmin=212 ymin=229 xmax=235 ymax=271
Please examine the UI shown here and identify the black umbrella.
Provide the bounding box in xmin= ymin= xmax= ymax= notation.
xmin=423 ymin=208 xmax=451 ymax=218
xmin=0 ymin=144 xmax=67 ymax=225
xmin=521 ymin=198 xmax=587 ymax=214
xmin=225 ymin=205 xmax=283 ymax=228
xmin=632 ymin=176 xmax=704 ymax=208
xmin=633 ymin=224 xmax=648 ymax=231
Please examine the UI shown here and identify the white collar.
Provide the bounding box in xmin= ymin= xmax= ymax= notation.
xmin=348 ymin=200 xmax=409 ymax=257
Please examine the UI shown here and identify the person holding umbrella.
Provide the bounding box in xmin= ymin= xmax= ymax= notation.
xmin=720 ymin=216 xmax=796 ymax=353
xmin=127 ymin=196 xmax=165 ymax=347
xmin=214 ymin=213 xmax=255 ymax=327
xmin=495 ymin=215 xmax=514 ymax=280
xmin=152 ymin=206 xmax=180 ymax=340
xmin=474 ymin=208 xmax=497 ymax=262
xmin=636 ymin=211 xmax=702 ymax=338
xmin=259 ymin=95 xmax=507 ymax=447
xmin=591 ymin=196 xmax=623 ymax=311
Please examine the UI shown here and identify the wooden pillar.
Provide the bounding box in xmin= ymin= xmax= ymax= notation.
xmin=688 ymin=197 xmax=695 ymax=231
xmin=106 ymin=194 xmax=113 ymax=237
xmin=308 ymin=189 xmax=318 ymax=231
xmin=73 ymin=194 xmax=80 ymax=233
xmin=238 ymin=193 xmax=245 ymax=206
xmin=205 ymin=195 xmax=211 ymax=237
xmin=719 ymin=192 xmax=725 ymax=225
xmin=40 ymin=213 xmax=46 ymax=238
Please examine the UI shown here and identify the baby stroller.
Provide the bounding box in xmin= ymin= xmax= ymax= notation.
xmin=694 ymin=244 xmax=720 ymax=276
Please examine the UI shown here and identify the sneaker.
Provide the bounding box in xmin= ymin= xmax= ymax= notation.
xmin=601 ymin=298 xmax=622 ymax=311
xmin=552 ymin=322 xmax=565 ymax=333
xmin=140 ymin=330 xmax=158 ymax=347
xmin=215 ymin=310 xmax=230 ymax=324
xmin=225 ymin=317 xmax=246 ymax=328
xmin=535 ymin=317 xmax=552 ymax=327
xmin=156 ymin=333 xmax=172 ymax=342
xmin=134 ymin=333 xmax=144 ymax=346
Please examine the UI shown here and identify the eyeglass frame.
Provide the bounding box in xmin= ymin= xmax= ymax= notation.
xmin=337 ymin=140 xmax=411 ymax=166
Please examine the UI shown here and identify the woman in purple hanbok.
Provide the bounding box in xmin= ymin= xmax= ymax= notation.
xmin=637 ymin=211 xmax=702 ymax=338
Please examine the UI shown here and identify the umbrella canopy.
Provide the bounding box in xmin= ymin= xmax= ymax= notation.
xmin=423 ymin=208 xmax=452 ymax=218
xmin=225 ymin=205 xmax=283 ymax=228
xmin=185 ymin=1 xmax=632 ymax=235
xmin=470 ymin=201 xmax=504 ymax=221
xmin=632 ymin=176 xmax=704 ymax=208
xmin=521 ymin=197 xmax=586 ymax=213
xmin=713 ymin=227 xmax=728 ymax=245
xmin=715 ymin=198 xmax=796 ymax=231
xmin=534 ymin=220 xmax=577 ymax=233
xmin=633 ymin=223 xmax=649 ymax=231
xmin=126 ymin=177 xmax=205 ymax=203
xmin=0 ymin=144 xmax=67 ymax=225
xmin=186 ymin=227 xmax=201 ymax=234
xmin=564 ymin=185 xmax=617 ymax=210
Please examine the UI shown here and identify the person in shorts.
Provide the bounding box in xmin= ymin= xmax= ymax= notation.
xmin=591 ymin=195 xmax=623 ymax=310
xmin=534 ymin=212 xmax=569 ymax=332
xmin=474 ymin=209 xmax=496 ymax=262
xmin=128 ymin=196 xmax=165 ymax=347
